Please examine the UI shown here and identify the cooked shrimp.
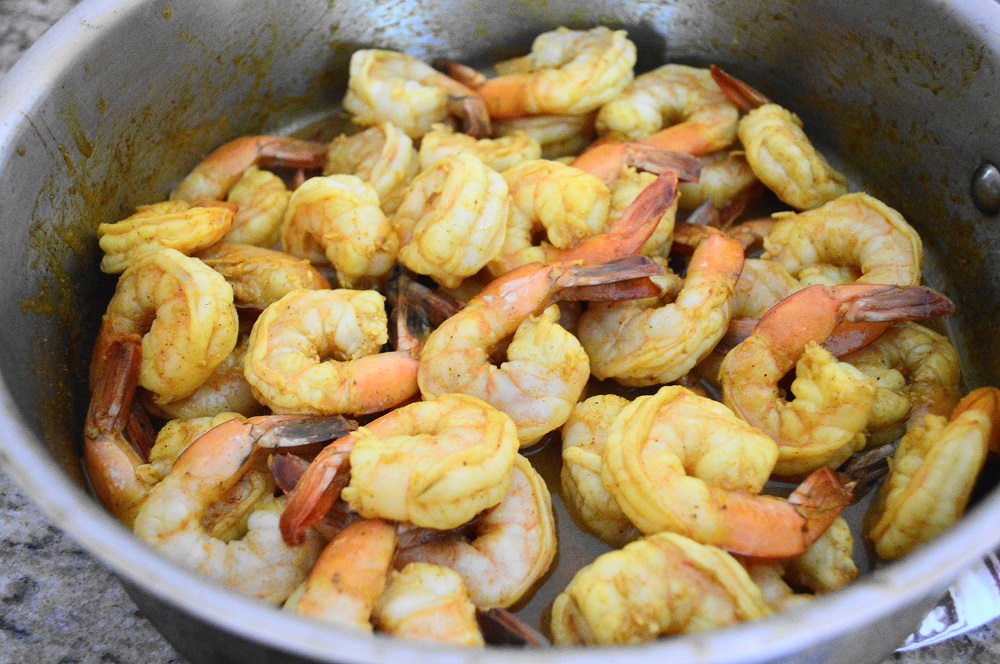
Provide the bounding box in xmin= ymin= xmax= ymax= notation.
xmin=720 ymin=284 xmax=955 ymax=475
xmin=243 ymin=288 xmax=418 ymax=415
xmin=133 ymin=414 xmax=353 ymax=603
xmin=170 ymin=135 xmax=328 ymax=204
xmin=606 ymin=165 xmax=678 ymax=259
xmin=783 ymin=516 xmax=858 ymax=593
xmin=419 ymin=123 xmax=541 ymax=173
xmin=867 ymin=387 xmax=1000 ymax=560
xmin=343 ymin=49 xmax=489 ymax=140
xmin=282 ymin=175 xmax=399 ymax=288
xmin=223 ymin=166 xmax=291 ymax=247
xmin=677 ymin=150 xmax=759 ymax=212
xmin=551 ymin=531 xmax=772 ymax=646
xmin=560 ymin=394 xmax=641 ymax=547
xmin=418 ymin=256 xmax=659 ymax=446
xmin=731 ymin=258 xmax=798 ymax=319
xmin=493 ymin=112 xmax=597 ymax=160
xmin=91 ymin=247 xmax=239 ymax=404
xmin=474 ymin=27 xmax=636 ymax=119
xmin=135 ymin=412 xmax=243 ymax=487
xmin=488 ymin=159 xmax=610 ymax=275
xmin=578 ymin=232 xmax=744 ymax=386
xmin=97 ymin=201 xmax=234 ymax=273
xmin=601 ymin=386 xmax=851 ymax=557
xmin=762 ymin=193 xmax=924 ymax=287
xmin=711 ymin=66 xmax=848 ymax=210
xmin=374 ymin=562 xmax=485 ymax=647
xmin=391 ymin=152 xmax=509 ymax=289
xmin=324 ymin=121 xmax=419 ymax=214
xmin=280 ymin=394 xmax=519 ymax=544
xmin=197 ymin=243 xmax=330 ymax=309
xmin=842 ymin=322 xmax=962 ymax=446
xmin=395 ymin=454 xmax=556 ymax=609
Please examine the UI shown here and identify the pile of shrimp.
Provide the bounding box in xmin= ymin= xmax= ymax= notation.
xmin=83 ymin=25 xmax=1000 ymax=649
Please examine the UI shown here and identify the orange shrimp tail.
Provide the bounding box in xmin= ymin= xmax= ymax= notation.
xmin=833 ymin=284 xmax=955 ymax=323
xmin=709 ymin=65 xmax=771 ymax=112
xmin=623 ymin=144 xmax=702 ymax=182
xmin=822 ymin=320 xmax=892 ymax=357
xmin=433 ymin=60 xmax=489 ymax=89
xmin=787 ymin=467 xmax=855 ymax=550
xmin=571 ymin=139 xmax=628 ymax=186
xmin=640 ymin=122 xmax=726 ymax=157
xmin=256 ymin=137 xmax=329 ymax=170
xmin=85 ymin=334 xmax=143 ymax=449
xmin=280 ymin=438 xmax=354 ymax=547
xmin=447 ymin=94 xmax=492 ymax=139
xmin=478 ymin=74 xmax=531 ymax=119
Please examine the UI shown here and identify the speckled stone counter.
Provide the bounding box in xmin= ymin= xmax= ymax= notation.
xmin=3 ymin=1 xmax=1000 ymax=662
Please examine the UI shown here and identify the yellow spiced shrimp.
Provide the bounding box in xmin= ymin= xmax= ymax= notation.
xmin=243 ymin=288 xmax=419 ymax=416
xmin=395 ymin=454 xmax=556 ymax=610
xmin=551 ymin=531 xmax=772 ymax=646
xmin=279 ymin=394 xmax=519 ymax=544
xmin=867 ymin=387 xmax=1000 ymax=561
xmin=197 ymin=243 xmax=330 ymax=309
xmin=493 ymin=112 xmax=597 ymax=160
xmin=282 ymin=175 xmax=399 ymax=289
xmin=474 ymin=27 xmax=636 ymax=119
xmin=601 ymin=386 xmax=852 ymax=557
xmin=90 ymin=247 xmax=239 ymax=405
xmin=488 ymin=159 xmax=610 ymax=275
xmin=677 ymin=150 xmax=759 ymax=212
xmin=343 ymin=49 xmax=489 ymax=140
xmin=418 ymin=256 xmax=659 ymax=447
xmin=133 ymin=415 xmax=349 ymax=604
xmin=560 ymin=394 xmax=641 ymax=548
xmin=605 ymin=165 xmax=681 ymax=259
xmin=577 ymin=232 xmax=744 ymax=387
xmin=419 ymin=123 xmax=541 ymax=173
xmin=712 ymin=66 xmax=848 ymax=210
xmin=842 ymin=322 xmax=962 ymax=446
xmin=731 ymin=258 xmax=798 ymax=319
xmin=222 ymin=166 xmax=291 ymax=248
xmin=762 ymin=193 xmax=924 ymax=287
xmin=391 ymin=152 xmax=509 ymax=289
xmin=721 ymin=284 xmax=955 ymax=476
xmin=783 ymin=516 xmax=859 ymax=593
xmin=325 ymin=121 xmax=419 ymax=215
xmin=97 ymin=201 xmax=234 ymax=274
xmin=170 ymin=135 xmax=328 ymax=204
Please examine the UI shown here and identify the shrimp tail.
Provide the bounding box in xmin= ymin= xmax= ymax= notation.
xmin=623 ymin=143 xmax=702 ymax=182
xmin=247 ymin=414 xmax=357 ymax=449
xmin=280 ymin=438 xmax=354 ymax=546
xmin=709 ymin=65 xmax=770 ymax=112
xmin=836 ymin=284 xmax=955 ymax=323
xmin=787 ymin=467 xmax=855 ymax=549
xmin=255 ymin=137 xmax=330 ymax=170
xmin=433 ymin=59 xmax=489 ymax=89
xmin=477 ymin=608 xmax=551 ymax=647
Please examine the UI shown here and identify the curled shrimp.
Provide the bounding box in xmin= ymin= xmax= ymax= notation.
xmin=762 ymin=193 xmax=924 ymax=287
xmin=343 ymin=49 xmax=489 ymax=140
xmin=606 ymin=165 xmax=679 ymax=259
xmin=243 ymin=288 xmax=418 ymax=415
xmin=488 ymin=159 xmax=611 ymax=276
xmin=493 ymin=112 xmax=597 ymax=160
xmin=867 ymin=387 xmax=1000 ymax=561
xmin=419 ymin=123 xmax=541 ymax=173
xmin=842 ymin=322 xmax=962 ymax=446
xmin=91 ymin=247 xmax=239 ymax=404
xmin=731 ymin=257 xmax=799 ymax=319
xmin=170 ymin=135 xmax=328 ymax=204
xmin=97 ymin=201 xmax=234 ymax=274
xmin=133 ymin=414 xmax=352 ymax=603
xmin=418 ymin=255 xmax=659 ymax=447
xmin=601 ymin=386 xmax=851 ymax=557
xmin=720 ymin=284 xmax=955 ymax=476
xmin=197 ymin=243 xmax=330 ymax=309
xmin=782 ymin=516 xmax=858 ymax=593
xmin=391 ymin=152 xmax=509 ymax=289
xmin=577 ymin=232 xmax=744 ymax=386
xmin=223 ymin=166 xmax=291 ymax=247
xmin=395 ymin=454 xmax=556 ymax=610
xmin=282 ymin=175 xmax=399 ymax=288
xmin=677 ymin=150 xmax=759 ymax=213
xmin=324 ymin=121 xmax=419 ymax=215
xmin=474 ymin=27 xmax=636 ymax=119
xmin=551 ymin=531 xmax=772 ymax=646
xmin=560 ymin=394 xmax=641 ymax=548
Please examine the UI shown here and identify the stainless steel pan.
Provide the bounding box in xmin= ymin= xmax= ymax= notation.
xmin=3 ymin=0 xmax=1000 ymax=662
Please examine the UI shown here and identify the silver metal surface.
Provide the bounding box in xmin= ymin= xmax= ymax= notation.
xmin=973 ymin=162 xmax=1000 ymax=214
xmin=2 ymin=0 xmax=1000 ymax=662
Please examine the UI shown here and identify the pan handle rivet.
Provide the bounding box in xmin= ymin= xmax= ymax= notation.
xmin=972 ymin=162 xmax=1000 ymax=215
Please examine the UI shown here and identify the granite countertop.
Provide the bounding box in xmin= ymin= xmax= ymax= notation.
xmin=3 ymin=1 xmax=1000 ymax=662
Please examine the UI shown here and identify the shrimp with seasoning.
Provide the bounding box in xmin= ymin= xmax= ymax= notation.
xmin=97 ymin=201 xmax=234 ymax=274
xmin=280 ymin=394 xmax=519 ymax=545
xmin=133 ymin=414 xmax=354 ymax=603
xmin=551 ymin=531 xmax=772 ymax=646
xmin=395 ymin=454 xmax=556 ymax=610
xmin=222 ymin=166 xmax=291 ymax=247
xmin=419 ymin=123 xmax=541 ymax=173
xmin=677 ymin=150 xmax=759 ymax=213
xmin=493 ymin=112 xmax=597 ymax=160
xmin=601 ymin=386 xmax=851 ymax=557
xmin=243 ymin=288 xmax=418 ymax=416
xmin=198 ymin=243 xmax=330 ymax=309
xmin=324 ymin=121 xmax=419 ymax=215
xmin=343 ymin=49 xmax=490 ymax=140
xmin=282 ymin=175 xmax=399 ymax=288
xmin=720 ymin=284 xmax=955 ymax=476
xmin=560 ymin=394 xmax=641 ymax=548
xmin=867 ymin=387 xmax=1000 ymax=560
xmin=391 ymin=152 xmax=509 ymax=289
